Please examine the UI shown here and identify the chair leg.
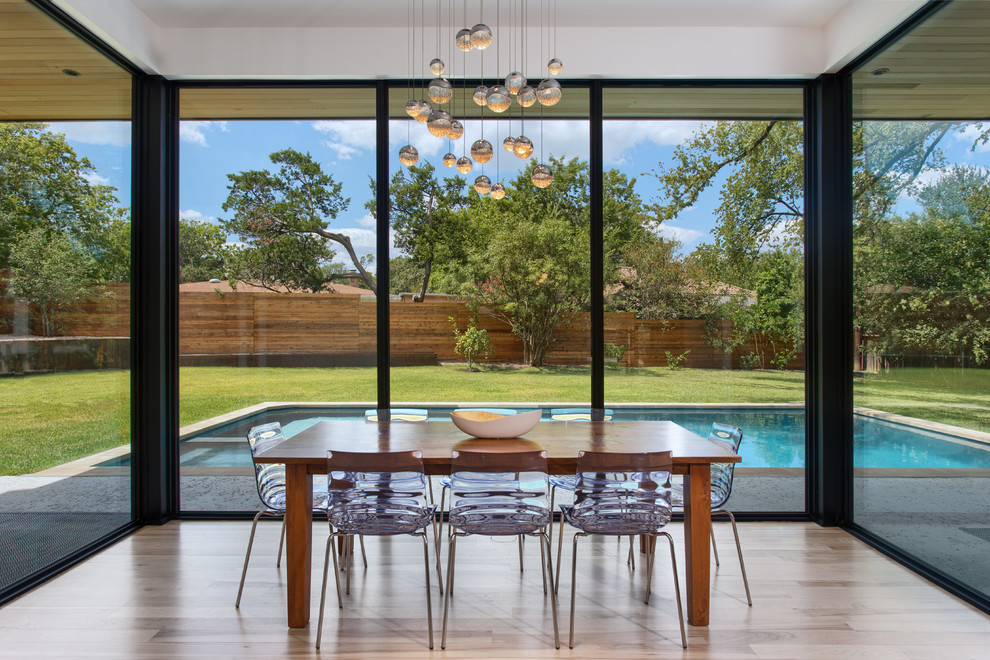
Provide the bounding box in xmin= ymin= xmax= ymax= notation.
xmin=345 ymin=535 xmax=353 ymax=595
xmin=711 ymin=523 xmax=720 ymax=566
xmin=518 ymin=535 xmax=525 ymax=572
xmin=235 ymin=510 xmax=267 ymax=608
xmin=539 ymin=533 xmax=548 ymax=594
xmin=358 ymin=535 xmax=368 ymax=568
xmin=627 ymin=535 xmax=635 ymax=569
xmin=720 ymin=509 xmax=752 ymax=606
xmin=418 ymin=532 xmax=435 ymax=649
xmin=659 ymin=531 xmax=687 ymax=649
xmin=431 ymin=516 xmax=444 ymax=594
xmin=538 ymin=532 xmax=560 ymax=649
xmin=645 ymin=536 xmax=656 ymax=604
xmin=276 ymin=517 xmax=286 ymax=568
xmin=568 ymin=532 xmax=583 ymax=649
xmin=555 ymin=514 xmax=565 ymax=595
xmin=548 ymin=485 xmax=556 ymax=545
xmin=316 ymin=532 xmax=343 ymax=649
xmin=441 ymin=533 xmax=458 ymax=649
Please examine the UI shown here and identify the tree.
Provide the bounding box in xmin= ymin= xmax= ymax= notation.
xmin=0 ymin=123 xmax=127 ymax=277
xmin=368 ymin=163 xmax=468 ymax=301
xmin=8 ymin=228 xmax=96 ymax=336
xmin=179 ymin=218 xmax=230 ymax=283
xmin=469 ymin=208 xmax=591 ymax=367
xmin=221 ymin=149 xmax=376 ymax=293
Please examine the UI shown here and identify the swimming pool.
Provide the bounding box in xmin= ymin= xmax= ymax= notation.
xmin=100 ymin=406 xmax=990 ymax=470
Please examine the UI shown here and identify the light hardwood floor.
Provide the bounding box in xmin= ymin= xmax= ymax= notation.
xmin=0 ymin=521 xmax=988 ymax=659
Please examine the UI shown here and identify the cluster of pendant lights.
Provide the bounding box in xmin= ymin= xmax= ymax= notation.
xmin=398 ymin=0 xmax=563 ymax=194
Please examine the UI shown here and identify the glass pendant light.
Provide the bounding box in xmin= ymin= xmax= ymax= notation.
xmin=427 ymin=109 xmax=453 ymax=137
xmin=531 ymin=164 xmax=554 ymax=188
xmin=490 ymin=182 xmax=506 ymax=199
xmin=415 ymin=100 xmax=433 ymax=123
xmin=517 ymin=85 xmax=537 ymax=107
xmin=486 ymin=85 xmax=511 ymax=113
xmin=547 ymin=58 xmax=563 ymax=75
xmin=470 ymin=23 xmax=492 ymax=49
xmin=456 ymin=156 xmax=473 ymax=174
xmin=473 ymin=85 xmax=490 ymax=106
xmin=536 ymin=79 xmax=562 ymax=106
xmin=502 ymin=135 xmax=516 ymax=152
xmin=471 ymin=139 xmax=494 ymax=163
xmin=430 ymin=58 xmax=446 ymax=75
xmin=513 ymin=135 xmax=533 ymax=158
xmin=504 ymin=71 xmax=526 ymax=95
xmin=448 ymin=120 xmax=464 ymax=140
xmin=455 ymin=28 xmax=473 ymax=51
xmin=405 ymin=99 xmax=423 ymax=118
xmin=473 ymin=174 xmax=492 ymax=194
xmin=399 ymin=145 xmax=419 ymax=166
xmin=443 ymin=152 xmax=457 ymax=168
xmin=428 ymin=78 xmax=453 ymax=104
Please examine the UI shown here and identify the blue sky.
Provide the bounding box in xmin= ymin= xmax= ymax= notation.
xmin=45 ymin=117 xmax=990 ymax=273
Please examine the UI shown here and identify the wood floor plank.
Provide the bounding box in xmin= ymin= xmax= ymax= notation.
xmin=0 ymin=521 xmax=988 ymax=658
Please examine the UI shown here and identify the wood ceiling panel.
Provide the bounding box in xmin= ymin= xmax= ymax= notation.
xmin=0 ymin=0 xmax=131 ymax=120
xmin=854 ymin=1 xmax=990 ymax=120
xmin=180 ymin=88 xmax=377 ymax=119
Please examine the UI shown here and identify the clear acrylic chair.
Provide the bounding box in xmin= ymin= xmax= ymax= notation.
xmin=317 ymin=449 xmax=438 ymax=650
xmin=441 ymin=449 xmax=560 ymax=650
xmin=671 ymin=421 xmax=751 ymax=606
xmin=559 ymin=450 xmax=687 ymax=649
xmin=235 ymin=422 xmax=331 ymax=608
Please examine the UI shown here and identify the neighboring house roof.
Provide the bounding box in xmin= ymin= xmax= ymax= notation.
xmin=179 ymin=280 xmax=374 ymax=295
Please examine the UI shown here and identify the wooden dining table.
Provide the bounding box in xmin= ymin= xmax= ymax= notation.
xmin=253 ymin=417 xmax=740 ymax=629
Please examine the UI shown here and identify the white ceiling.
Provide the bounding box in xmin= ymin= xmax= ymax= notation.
xmin=52 ymin=0 xmax=927 ymax=80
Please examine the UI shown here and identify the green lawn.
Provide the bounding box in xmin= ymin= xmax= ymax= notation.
xmin=1 ymin=365 xmax=988 ymax=475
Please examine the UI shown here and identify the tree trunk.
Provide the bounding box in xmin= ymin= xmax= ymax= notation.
xmin=414 ymin=259 xmax=432 ymax=302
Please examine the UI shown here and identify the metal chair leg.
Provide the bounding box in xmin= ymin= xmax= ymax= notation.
xmin=711 ymin=523 xmax=720 ymax=566
xmin=539 ymin=531 xmax=560 ymax=649
xmin=518 ymin=535 xmax=525 ymax=572
xmin=419 ymin=532 xmax=435 ymax=649
xmin=539 ymin=532 xmax=548 ymax=594
xmin=441 ymin=533 xmax=458 ymax=649
xmin=276 ymin=517 xmax=286 ymax=568
xmin=627 ymin=535 xmax=635 ymax=568
xmin=235 ymin=510 xmax=275 ymax=608
xmin=358 ymin=535 xmax=368 ymax=568
xmin=316 ymin=531 xmax=343 ymax=649
xmin=555 ymin=513 xmax=565 ymax=595
xmin=645 ymin=536 xmax=655 ymax=604
xmin=345 ymin=535 xmax=353 ymax=595
xmin=719 ymin=509 xmax=752 ymax=605
xmin=660 ymin=531 xmax=687 ymax=649
xmin=431 ymin=516 xmax=444 ymax=594
xmin=568 ymin=532 xmax=584 ymax=648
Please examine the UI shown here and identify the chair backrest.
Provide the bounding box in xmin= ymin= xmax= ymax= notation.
xmin=708 ymin=422 xmax=743 ymax=509
xmin=448 ymin=449 xmax=550 ymax=533
xmin=247 ymin=422 xmax=287 ymax=509
xmin=326 ymin=450 xmax=430 ymax=534
xmin=327 ymin=449 xmax=427 ymax=492
xmin=569 ymin=450 xmax=674 ymax=534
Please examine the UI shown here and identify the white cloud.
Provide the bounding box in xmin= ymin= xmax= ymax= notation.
xmin=180 ymin=209 xmax=216 ymax=223
xmin=45 ymin=121 xmax=131 ymax=147
xmin=180 ymin=121 xmax=229 ymax=147
xmin=335 ymin=227 xmax=377 ymax=249
xmin=313 ymin=120 xmax=376 ymax=160
xmin=656 ymin=224 xmax=704 ymax=245
xmin=389 ymin=120 xmax=446 ymax=159
xmin=354 ymin=213 xmax=376 ymax=228
xmin=603 ymin=120 xmax=704 ymax=166
xmin=952 ymin=124 xmax=990 ymax=153
xmin=81 ymin=171 xmax=110 ymax=186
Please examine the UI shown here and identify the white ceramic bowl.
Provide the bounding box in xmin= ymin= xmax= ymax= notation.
xmin=450 ymin=409 xmax=543 ymax=439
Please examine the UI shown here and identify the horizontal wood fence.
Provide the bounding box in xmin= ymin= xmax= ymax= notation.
xmin=2 ymin=289 xmax=804 ymax=370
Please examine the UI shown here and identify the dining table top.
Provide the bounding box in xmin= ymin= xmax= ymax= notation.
xmin=253 ymin=417 xmax=740 ymax=475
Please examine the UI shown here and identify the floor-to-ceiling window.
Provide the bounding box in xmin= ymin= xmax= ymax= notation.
xmin=852 ymin=1 xmax=990 ymax=600
xmin=602 ymin=86 xmax=806 ymax=512
xmin=0 ymin=0 xmax=133 ymax=594
xmin=176 ymin=87 xmax=377 ymax=512
xmin=387 ymin=81 xmax=591 ymax=406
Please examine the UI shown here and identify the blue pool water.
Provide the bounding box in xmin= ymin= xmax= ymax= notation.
xmin=99 ymin=406 xmax=990 ymax=470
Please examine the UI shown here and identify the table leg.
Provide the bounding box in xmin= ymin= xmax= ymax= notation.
xmin=683 ymin=464 xmax=711 ymax=626
xmin=285 ymin=464 xmax=313 ymax=628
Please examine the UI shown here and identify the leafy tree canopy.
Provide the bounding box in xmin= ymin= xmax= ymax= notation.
xmin=179 ymin=217 xmax=230 ymax=283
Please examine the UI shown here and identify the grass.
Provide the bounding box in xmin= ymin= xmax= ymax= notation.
xmin=1 ymin=365 xmax=988 ymax=475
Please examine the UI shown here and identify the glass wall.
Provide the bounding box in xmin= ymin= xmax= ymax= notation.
xmin=852 ymin=1 xmax=990 ymax=600
xmin=0 ymin=0 xmax=132 ymax=593
xmin=387 ymin=84 xmax=591 ymax=406
xmin=603 ymin=87 xmax=806 ymax=512
xmin=177 ymin=87 xmax=377 ymax=511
